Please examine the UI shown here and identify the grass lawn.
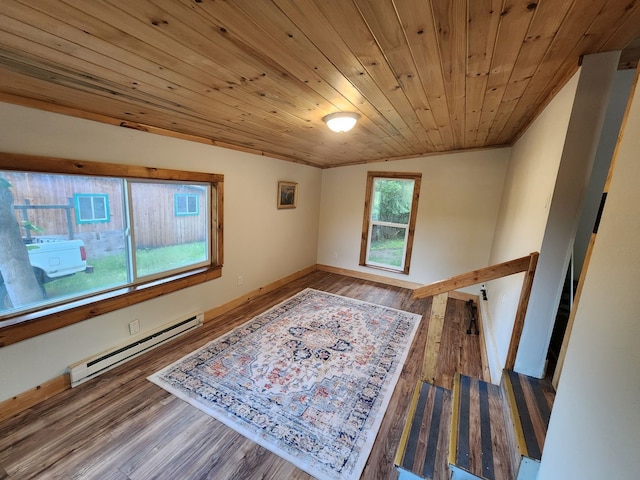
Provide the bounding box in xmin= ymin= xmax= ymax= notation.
xmin=45 ymin=242 xmax=207 ymax=299
xmin=367 ymin=237 xmax=405 ymax=268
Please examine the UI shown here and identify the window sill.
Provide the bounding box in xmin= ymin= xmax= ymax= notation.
xmin=0 ymin=265 xmax=222 ymax=347
xmin=360 ymin=263 xmax=410 ymax=275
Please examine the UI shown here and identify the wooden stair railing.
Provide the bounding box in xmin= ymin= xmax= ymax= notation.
xmin=414 ymin=252 xmax=539 ymax=374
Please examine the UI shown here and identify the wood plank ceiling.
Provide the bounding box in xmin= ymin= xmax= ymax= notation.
xmin=0 ymin=0 xmax=639 ymax=168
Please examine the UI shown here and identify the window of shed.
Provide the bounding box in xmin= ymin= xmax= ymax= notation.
xmin=74 ymin=193 xmax=110 ymax=223
xmin=175 ymin=193 xmax=199 ymax=216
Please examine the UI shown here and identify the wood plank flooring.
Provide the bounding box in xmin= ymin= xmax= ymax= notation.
xmin=0 ymin=271 xmax=484 ymax=480
xmin=451 ymin=374 xmax=511 ymax=480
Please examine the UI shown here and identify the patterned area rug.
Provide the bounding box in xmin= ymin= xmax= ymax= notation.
xmin=149 ymin=288 xmax=422 ymax=480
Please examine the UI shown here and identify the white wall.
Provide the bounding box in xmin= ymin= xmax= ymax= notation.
xmin=483 ymin=70 xmax=579 ymax=382
xmin=0 ymin=102 xmax=322 ymax=402
xmin=317 ymin=150 xmax=510 ymax=288
xmin=573 ymin=68 xmax=636 ymax=278
xmin=515 ymin=52 xmax=619 ymax=377
xmin=539 ymin=68 xmax=640 ymax=479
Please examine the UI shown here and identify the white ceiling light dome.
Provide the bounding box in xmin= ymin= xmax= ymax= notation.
xmin=322 ymin=112 xmax=361 ymax=133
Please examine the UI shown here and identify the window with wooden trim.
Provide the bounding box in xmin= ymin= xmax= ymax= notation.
xmin=0 ymin=152 xmax=223 ymax=346
xmin=360 ymin=172 xmax=421 ymax=274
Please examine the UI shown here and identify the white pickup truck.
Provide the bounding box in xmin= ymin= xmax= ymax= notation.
xmin=24 ymin=237 xmax=89 ymax=282
xmin=0 ymin=237 xmax=89 ymax=308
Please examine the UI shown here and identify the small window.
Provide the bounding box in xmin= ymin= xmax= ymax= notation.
xmin=175 ymin=193 xmax=199 ymax=216
xmin=74 ymin=193 xmax=110 ymax=224
xmin=360 ymin=172 xmax=421 ymax=274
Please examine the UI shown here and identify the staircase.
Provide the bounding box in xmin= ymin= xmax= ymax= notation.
xmin=395 ymin=382 xmax=453 ymax=480
xmin=546 ymin=270 xmax=578 ymax=375
xmin=395 ymin=371 xmax=555 ymax=480
xmin=501 ymin=370 xmax=555 ymax=479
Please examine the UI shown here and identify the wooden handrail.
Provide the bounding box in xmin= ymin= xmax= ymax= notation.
xmin=505 ymin=252 xmax=539 ymax=369
xmin=413 ymin=253 xmax=537 ymax=299
xmin=413 ymin=252 xmax=540 ymax=372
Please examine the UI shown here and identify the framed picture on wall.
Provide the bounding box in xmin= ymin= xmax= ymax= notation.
xmin=277 ymin=181 xmax=298 ymax=209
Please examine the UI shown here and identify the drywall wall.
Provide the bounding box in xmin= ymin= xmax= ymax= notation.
xmin=573 ymin=68 xmax=636 ymax=278
xmin=538 ymin=68 xmax=640 ymax=480
xmin=317 ymin=149 xmax=510 ymax=289
xmin=0 ymin=102 xmax=322 ymax=402
xmin=515 ymin=52 xmax=619 ymax=378
xmin=483 ymin=69 xmax=579 ymax=382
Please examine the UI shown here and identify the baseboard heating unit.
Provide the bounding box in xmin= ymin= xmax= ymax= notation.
xmin=68 ymin=312 xmax=204 ymax=387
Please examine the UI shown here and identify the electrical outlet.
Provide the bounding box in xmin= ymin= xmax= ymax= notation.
xmin=128 ymin=319 xmax=140 ymax=335
xmin=237 ymin=275 xmax=243 ymax=286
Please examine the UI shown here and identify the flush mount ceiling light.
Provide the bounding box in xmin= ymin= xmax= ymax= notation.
xmin=322 ymin=112 xmax=361 ymax=133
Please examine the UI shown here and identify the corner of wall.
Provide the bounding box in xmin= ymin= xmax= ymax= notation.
xmin=477 ymin=293 xmax=503 ymax=384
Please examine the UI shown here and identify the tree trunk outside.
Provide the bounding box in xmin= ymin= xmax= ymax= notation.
xmin=0 ymin=179 xmax=44 ymax=307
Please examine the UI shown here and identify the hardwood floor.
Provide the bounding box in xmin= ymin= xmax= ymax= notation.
xmin=0 ymin=271 xmax=484 ymax=480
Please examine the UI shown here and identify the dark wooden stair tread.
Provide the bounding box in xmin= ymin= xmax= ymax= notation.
xmin=395 ymin=381 xmax=452 ymax=480
xmin=450 ymin=373 xmax=511 ymax=480
xmin=502 ymin=370 xmax=555 ymax=462
xmin=396 ymin=371 xmax=556 ymax=480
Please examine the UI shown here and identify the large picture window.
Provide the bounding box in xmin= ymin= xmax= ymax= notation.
xmin=360 ymin=172 xmax=421 ymax=274
xmin=0 ymin=152 xmax=223 ymax=345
